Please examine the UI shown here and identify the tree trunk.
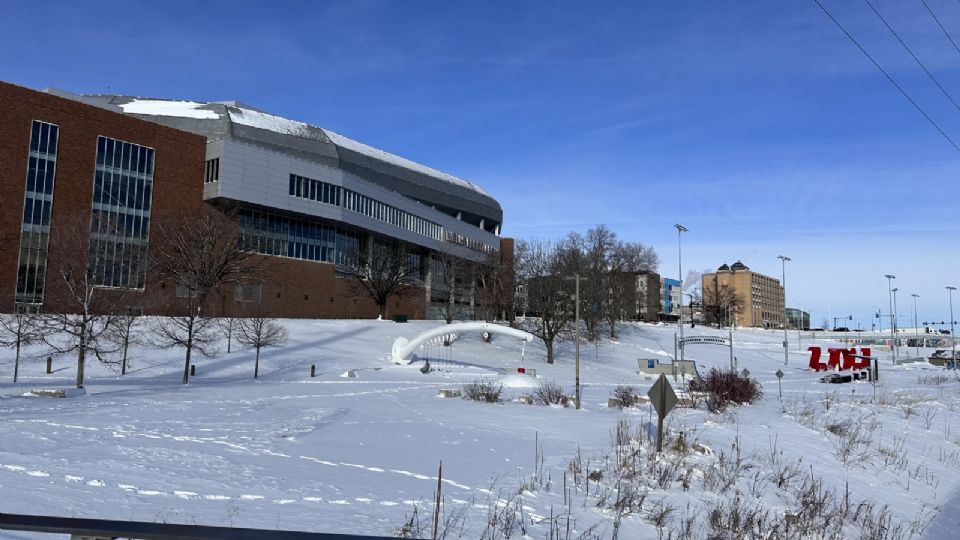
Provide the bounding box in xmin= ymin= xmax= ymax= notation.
xmin=545 ymin=339 xmax=554 ymax=364
xmin=13 ymin=339 xmax=20 ymax=383
xmin=77 ymin=325 xmax=86 ymax=389
xmin=254 ymin=347 xmax=260 ymax=378
xmin=379 ymin=302 xmax=388 ymax=319
xmin=121 ymin=337 xmax=129 ymax=376
xmin=182 ymin=319 xmax=193 ymax=384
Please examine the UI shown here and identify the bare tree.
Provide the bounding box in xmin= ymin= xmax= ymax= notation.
xmin=344 ymin=239 xmax=420 ymax=319
xmin=40 ymin=213 xmax=138 ymax=388
xmin=515 ymin=239 xmax=575 ymax=364
xmin=236 ymin=316 xmax=289 ymax=378
xmin=475 ymin=250 xmax=515 ymax=322
xmin=219 ymin=317 xmax=237 ymax=354
xmin=432 ymin=252 xmax=476 ymax=324
xmin=605 ymin=240 xmax=660 ymax=338
xmin=0 ymin=305 xmax=44 ymax=383
xmin=702 ymin=276 xmax=745 ymax=327
xmin=107 ymin=308 xmax=142 ymax=376
xmin=151 ymin=207 xmax=260 ymax=384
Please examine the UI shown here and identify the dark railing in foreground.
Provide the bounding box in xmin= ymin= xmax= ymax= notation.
xmin=0 ymin=513 xmax=410 ymax=540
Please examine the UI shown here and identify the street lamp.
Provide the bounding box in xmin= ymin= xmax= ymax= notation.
xmin=675 ymin=224 xmax=688 ymax=360
xmin=885 ymin=274 xmax=896 ymax=363
xmin=777 ymin=255 xmax=790 ymax=365
xmin=911 ymin=293 xmax=920 ymax=357
xmin=948 ymin=286 xmax=957 ymax=368
xmin=893 ymin=287 xmax=900 ymax=359
xmin=566 ymin=273 xmax=588 ymax=409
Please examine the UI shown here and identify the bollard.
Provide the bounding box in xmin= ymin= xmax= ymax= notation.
xmin=46 ymin=357 xmax=52 ymax=374
xmin=310 ymin=364 xmax=316 ymax=377
xmin=190 ymin=364 xmax=196 ymax=377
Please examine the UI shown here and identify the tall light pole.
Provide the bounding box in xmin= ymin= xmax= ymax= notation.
xmin=893 ymin=287 xmax=900 ymax=359
xmin=885 ymin=274 xmax=896 ymax=363
xmin=566 ymin=273 xmax=587 ymax=409
xmin=777 ymin=255 xmax=790 ymax=365
xmin=911 ymin=293 xmax=920 ymax=357
xmin=948 ymin=286 xmax=957 ymax=368
xmin=675 ymin=224 xmax=688 ymax=360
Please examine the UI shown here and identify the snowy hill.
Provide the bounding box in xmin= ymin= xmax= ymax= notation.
xmin=0 ymin=319 xmax=957 ymax=539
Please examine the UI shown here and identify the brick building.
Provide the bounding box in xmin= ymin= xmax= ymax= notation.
xmin=701 ymin=260 xmax=784 ymax=328
xmin=1 ymin=81 xmax=512 ymax=319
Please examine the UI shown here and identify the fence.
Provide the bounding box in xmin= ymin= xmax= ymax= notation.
xmin=0 ymin=512 xmax=408 ymax=540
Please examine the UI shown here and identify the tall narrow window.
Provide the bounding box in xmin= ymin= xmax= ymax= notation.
xmin=204 ymin=158 xmax=219 ymax=183
xmin=89 ymin=136 xmax=155 ymax=289
xmin=15 ymin=120 xmax=60 ymax=305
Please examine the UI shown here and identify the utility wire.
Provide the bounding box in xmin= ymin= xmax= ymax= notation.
xmin=865 ymin=0 xmax=960 ymax=114
xmin=812 ymin=0 xmax=960 ymax=152
xmin=921 ymin=0 xmax=960 ymax=58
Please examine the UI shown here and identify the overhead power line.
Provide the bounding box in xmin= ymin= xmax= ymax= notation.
xmin=864 ymin=0 xmax=960 ymax=114
xmin=920 ymin=0 xmax=960 ymax=58
xmin=812 ymin=0 xmax=960 ymax=152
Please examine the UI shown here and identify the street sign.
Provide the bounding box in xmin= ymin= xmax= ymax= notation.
xmin=775 ymin=369 xmax=784 ymax=379
xmin=742 ymin=368 xmax=751 ymax=379
xmin=775 ymin=369 xmax=784 ymax=398
xmin=647 ymin=374 xmax=678 ymax=452
xmin=647 ymin=374 xmax=678 ymax=418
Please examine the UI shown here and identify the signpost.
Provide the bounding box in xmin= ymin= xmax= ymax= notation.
xmin=647 ymin=374 xmax=678 ymax=452
xmin=775 ymin=369 xmax=784 ymax=399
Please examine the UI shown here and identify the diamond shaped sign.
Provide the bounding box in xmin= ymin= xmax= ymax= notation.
xmin=647 ymin=374 xmax=678 ymax=418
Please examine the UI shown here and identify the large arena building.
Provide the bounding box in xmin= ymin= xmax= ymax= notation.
xmin=0 ymin=81 xmax=511 ymax=319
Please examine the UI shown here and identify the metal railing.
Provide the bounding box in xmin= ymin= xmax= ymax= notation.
xmin=0 ymin=512 xmax=410 ymax=540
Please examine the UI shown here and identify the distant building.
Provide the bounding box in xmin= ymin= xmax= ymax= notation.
xmin=785 ymin=307 xmax=809 ymax=330
xmin=663 ymin=278 xmax=681 ymax=321
xmin=701 ymin=260 xmax=784 ymax=328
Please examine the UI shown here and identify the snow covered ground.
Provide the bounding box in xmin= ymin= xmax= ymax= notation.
xmin=0 ymin=319 xmax=958 ymax=539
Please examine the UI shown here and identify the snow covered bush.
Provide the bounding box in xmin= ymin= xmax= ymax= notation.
xmin=533 ymin=381 xmax=569 ymax=406
xmin=688 ymin=368 xmax=762 ymax=412
xmin=462 ymin=380 xmax=503 ymax=403
xmin=611 ymin=385 xmax=641 ymax=408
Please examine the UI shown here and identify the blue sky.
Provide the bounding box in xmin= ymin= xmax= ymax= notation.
xmin=3 ymin=0 xmax=959 ymax=325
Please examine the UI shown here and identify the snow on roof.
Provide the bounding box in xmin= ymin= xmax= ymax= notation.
xmin=119 ymin=99 xmax=220 ymax=120
xmin=323 ymin=129 xmax=489 ymax=196
xmin=225 ymin=105 xmax=489 ymax=197
xmin=228 ymin=108 xmax=312 ymax=137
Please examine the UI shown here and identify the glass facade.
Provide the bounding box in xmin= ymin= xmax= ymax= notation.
xmin=89 ymin=136 xmax=156 ymax=289
xmin=289 ymin=173 xmax=443 ymax=241
xmin=15 ymin=120 xmax=60 ymax=304
xmin=238 ymin=208 xmax=363 ymax=268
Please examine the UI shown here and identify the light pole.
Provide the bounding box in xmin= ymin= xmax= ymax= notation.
xmin=911 ymin=293 xmax=920 ymax=357
xmin=777 ymin=255 xmax=790 ymax=365
xmin=885 ymin=274 xmax=896 ymax=363
xmin=675 ymin=224 xmax=688 ymax=360
xmin=948 ymin=286 xmax=956 ymax=368
xmin=893 ymin=287 xmax=900 ymax=359
xmin=566 ymin=273 xmax=588 ymax=409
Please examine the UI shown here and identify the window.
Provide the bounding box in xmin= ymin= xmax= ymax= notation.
xmin=204 ymin=158 xmax=220 ymax=183
xmin=15 ymin=120 xmax=59 ymax=304
xmin=89 ymin=136 xmax=156 ymax=289
xmin=176 ymin=283 xmax=198 ymax=298
xmin=234 ymin=283 xmax=262 ymax=303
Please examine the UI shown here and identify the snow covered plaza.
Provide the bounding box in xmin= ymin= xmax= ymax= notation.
xmin=2 ymin=320 xmax=960 ymax=538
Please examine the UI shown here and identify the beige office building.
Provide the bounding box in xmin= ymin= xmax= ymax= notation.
xmin=702 ymin=261 xmax=784 ymax=328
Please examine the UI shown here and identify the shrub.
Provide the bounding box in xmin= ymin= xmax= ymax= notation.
xmin=533 ymin=381 xmax=569 ymax=406
xmin=688 ymin=369 xmax=762 ymax=412
xmin=612 ymin=385 xmax=641 ymax=407
xmin=462 ymin=380 xmax=503 ymax=403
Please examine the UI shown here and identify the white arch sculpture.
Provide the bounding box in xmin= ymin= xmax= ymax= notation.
xmin=391 ymin=322 xmax=535 ymax=365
